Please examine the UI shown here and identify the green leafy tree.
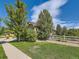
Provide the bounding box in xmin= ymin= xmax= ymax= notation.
xmin=56 ymin=24 xmax=62 ymax=35
xmin=67 ymin=29 xmax=79 ymax=36
xmin=37 ymin=9 xmax=53 ymax=40
xmin=0 ymin=27 xmax=5 ymax=35
xmin=26 ymin=28 xmax=37 ymax=41
xmin=5 ymin=0 xmax=37 ymax=42
xmin=5 ymin=0 xmax=28 ymax=41
xmin=0 ymin=18 xmax=5 ymax=35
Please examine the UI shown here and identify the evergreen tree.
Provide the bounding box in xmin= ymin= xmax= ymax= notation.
xmin=37 ymin=9 xmax=53 ymax=40
xmin=56 ymin=24 xmax=62 ymax=35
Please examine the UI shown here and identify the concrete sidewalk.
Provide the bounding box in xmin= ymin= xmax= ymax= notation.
xmin=2 ymin=43 xmax=31 ymax=59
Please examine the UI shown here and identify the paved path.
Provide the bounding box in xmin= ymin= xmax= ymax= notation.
xmin=37 ymin=40 xmax=79 ymax=47
xmin=2 ymin=43 xmax=31 ymax=59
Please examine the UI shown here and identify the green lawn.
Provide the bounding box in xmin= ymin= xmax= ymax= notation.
xmin=12 ymin=42 xmax=79 ymax=59
xmin=0 ymin=44 xmax=7 ymax=59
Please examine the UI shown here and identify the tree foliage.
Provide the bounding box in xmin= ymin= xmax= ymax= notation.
xmin=0 ymin=27 xmax=5 ymax=35
xmin=67 ymin=29 xmax=79 ymax=36
xmin=5 ymin=0 xmax=36 ymax=41
xmin=37 ymin=9 xmax=53 ymax=40
xmin=0 ymin=18 xmax=5 ymax=35
xmin=56 ymin=24 xmax=62 ymax=35
xmin=62 ymin=26 xmax=67 ymax=35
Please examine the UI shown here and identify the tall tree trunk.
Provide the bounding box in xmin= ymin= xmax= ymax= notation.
xmin=16 ymin=33 xmax=21 ymax=42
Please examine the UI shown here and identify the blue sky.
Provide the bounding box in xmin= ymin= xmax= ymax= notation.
xmin=59 ymin=0 xmax=79 ymax=28
xmin=0 ymin=0 xmax=47 ymax=18
xmin=0 ymin=0 xmax=79 ymax=28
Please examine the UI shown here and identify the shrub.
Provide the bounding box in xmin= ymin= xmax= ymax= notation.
xmin=26 ymin=29 xmax=37 ymax=42
xmin=37 ymin=30 xmax=49 ymax=40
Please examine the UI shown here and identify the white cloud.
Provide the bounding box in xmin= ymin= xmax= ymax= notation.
xmin=31 ymin=0 xmax=68 ymax=27
xmin=66 ymin=23 xmax=79 ymax=29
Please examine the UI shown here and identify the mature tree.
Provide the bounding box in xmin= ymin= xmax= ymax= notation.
xmin=67 ymin=29 xmax=79 ymax=36
xmin=5 ymin=0 xmax=37 ymax=42
xmin=0 ymin=18 xmax=4 ymax=27
xmin=0 ymin=18 xmax=5 ymax=35
xmin=37 ymin=9 xmax=53 ymax=40
xmin=5 ymin=0 xmax=28 ymax=41
xmin=56 ymin=24 xmax=62 ymax=35
xmin=62 ymin=26 xmax=67 ymax=35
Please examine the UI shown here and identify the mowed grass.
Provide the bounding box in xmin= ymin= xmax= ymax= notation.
xmin=11 ymin=42 xmax=79 ymax=59
xmin=0 ymin=44 xmax=7 ymax=59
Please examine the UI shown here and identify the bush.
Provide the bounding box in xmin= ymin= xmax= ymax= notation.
xmin=37 ymin=30 xmax=49 ymax=40
xmin=26 ymin=29 xmax=37 ymax=42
